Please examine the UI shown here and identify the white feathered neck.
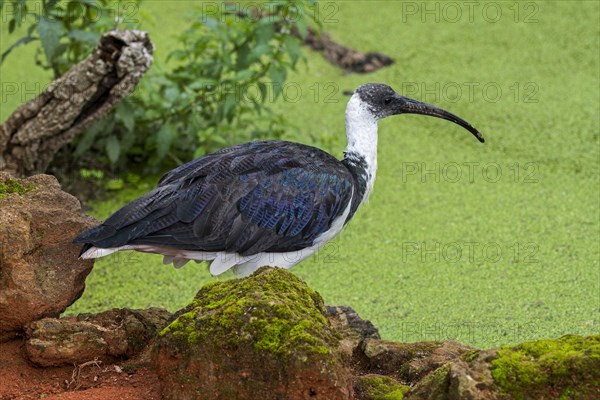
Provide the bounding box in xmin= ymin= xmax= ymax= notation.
xmin=344 ymin=93 xmax=379 ymax=202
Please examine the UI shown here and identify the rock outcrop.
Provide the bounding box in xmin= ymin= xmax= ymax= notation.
xmin=354 ymin=335 xmax=600 ymax=400
xmin=0 ymin=173 xmax=97 ymax=341
xmin=0 ymin=256 xmax=598 ymax=399
xmin=149 ymin=266 xmax=600 ymax=400
xmin=154 ymin=266 xmax=354 ymax=400
xmin=25 ymin=307 xmax=172 ymax=367
xmin=355 ymin=339 xmax=475 ymax=383
xmin=327 ymin=305 xmax=381 ymax=359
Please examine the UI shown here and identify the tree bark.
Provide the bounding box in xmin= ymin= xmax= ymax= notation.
xmin=0 ymin=30 xmax=154 ymax=177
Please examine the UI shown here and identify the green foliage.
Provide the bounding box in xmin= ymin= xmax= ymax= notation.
xmin=148 ymin=1 xmax=312 ymax=160
xmin=1 ymin=0 xmax=140 ymax=78
xmin=2 ymin=0 xmax=318 ymax=174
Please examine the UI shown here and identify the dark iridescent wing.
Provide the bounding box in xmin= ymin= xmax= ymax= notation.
xmin=74 ymin=140 xmax=355 ymax=256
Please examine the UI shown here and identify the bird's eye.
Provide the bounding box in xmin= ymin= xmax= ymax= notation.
xmin=384 ymin=97 xmax=392 ymax=104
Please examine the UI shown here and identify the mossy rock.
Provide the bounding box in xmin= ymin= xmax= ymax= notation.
xmin=159 ymin=265 xmax=339 ymax=357
xmin=403 ymin=363 xmax=453 ymax=400
xmin=404 ymin=335 xmax=600 ymax=400
xmin=491 ymin=335 xmax=600 ymax=399
xmin=154 ymin=267 xmax=352 ymax=400
xmin=355 ymin=374 xmax=410 ymax=400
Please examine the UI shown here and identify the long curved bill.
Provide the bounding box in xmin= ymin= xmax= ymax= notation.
xmin=394 ymin=95 xmax=485 ymax=143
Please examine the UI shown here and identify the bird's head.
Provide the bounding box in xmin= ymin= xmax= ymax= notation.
xmin=351 ymin=83 xmax=484 ymax=143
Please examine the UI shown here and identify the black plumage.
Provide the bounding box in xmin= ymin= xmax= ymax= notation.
xmin=75 ymin=141 xmax=360 ymax=257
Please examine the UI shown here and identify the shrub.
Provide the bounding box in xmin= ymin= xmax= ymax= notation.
xmin=1 ymin=0 xmax=318 ymax=174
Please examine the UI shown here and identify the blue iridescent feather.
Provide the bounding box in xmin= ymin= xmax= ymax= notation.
xmin=74 ymin=140 xmax=365 ymax=257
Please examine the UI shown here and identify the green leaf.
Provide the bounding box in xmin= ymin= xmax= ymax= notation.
xmin=76 ymin=0 xmax=98 ymax=7
xmin=203 ymin=17 xmax=219 ymax=30
xmin=255 ymin=22 xmax=275 ymax=45
xmin=167 ymin=49 xmax=188 ymax=62
xmin=283 ymin=35 xmax=301 ymax=66
xmin=65 ymin=2 xmax=80 ymax=28
xmin=8 ymin=19 xmax=15 ymax=33
xmin=78 ymin=117 xmax=115 ymax=158
xmin=235 ymin=42 xmax=250 ymax=70
xmin=188 ymin=78 xmax=218 ymax=91
xmin=26 ymin=21 xmax=37 ymax=36
xmin=258 ymin=82 xmax=268 ymax=102
xmin=1 ymin=35 xmax=37 ymax=64
xmin=116 ymin=102 xmax=135 ymax=132
xmin=120 ymin=126 xmax=136 ymax=150
xmin=235 ymin=69 xmax=254 ymax=82
xmin=222 ymin=95 xmax=237 ymax=122
xmin=295 ymin=17 xmax=309 ymax=40
xmin=222 ymin=48 xmax=233 ymax=68
xmin=156 ymin=123 xmax=175 ymax=159
xmin=46 ymin=0 xmax=60 ymax=10
xmin=248 ymin=44 xmax=269 ymax=63
xmin=38 ymin=16 xmax=62 ymax=62
xmin=269 ymin=65 xmax=287 ymax=98
xmin=105 ymin=135 xmax=121 ymax=164
xmin=75 ymin=124 xmax=100 ymax=157
xmin=67 ymin=29 xmax=100 ymax=45
xmin=164 ymin=86 xmax=180 ymax=105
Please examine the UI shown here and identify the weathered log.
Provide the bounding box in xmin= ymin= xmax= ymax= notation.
xmin=302 ymin=27 xmax=395 ymax=73
xmin=0 ymin=30 xmax=153 ymax=177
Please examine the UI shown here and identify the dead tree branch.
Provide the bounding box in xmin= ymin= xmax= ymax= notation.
xmin=0 ymin=30 xmax=153 ymax=177
xmin=301 ymin=27 xmax=394 ymax=73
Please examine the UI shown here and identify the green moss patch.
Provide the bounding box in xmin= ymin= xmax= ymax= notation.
xmin=460 ymin=349 xmax=481 ymax=363
xmin=159 ymin=267 xmax=339 ymax=359
xmin=491 ymin=335 xmax=600 ymax=399
xmin=0 ymin=178 xmax=34 ymax=199
xmin=355 ymin=375 xmax=409 ymax=400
